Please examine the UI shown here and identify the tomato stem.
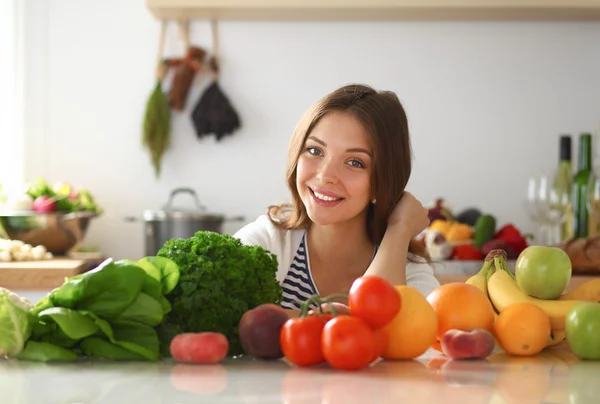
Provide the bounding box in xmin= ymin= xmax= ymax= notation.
xmin=322 ymin=301 xmax=339 ymax=317
xmin=300 ymin=294 xmax=322 ymax=317
xmin=321 ymin=293 xmax=348 ymax=303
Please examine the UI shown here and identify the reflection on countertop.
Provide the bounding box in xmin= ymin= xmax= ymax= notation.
xmin=0 ymin=343 xmax=596 ymax=404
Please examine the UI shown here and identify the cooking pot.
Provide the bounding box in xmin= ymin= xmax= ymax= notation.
xmin=125 ymin=187 xmax=244 ymax=256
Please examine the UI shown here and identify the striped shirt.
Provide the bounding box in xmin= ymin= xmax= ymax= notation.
xmin=281 ymin=232 xmax=378 ymax=310
xmin=281 ymin=233 xmax=319 ymax=310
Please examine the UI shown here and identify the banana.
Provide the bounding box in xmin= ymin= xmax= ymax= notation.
xmin=465 ymin=258 xmax=491 ymax=294
xmin=487 ymin=269 xmax=581 ymax=331
xmin=546 ymin=329 xmax=566 ymax=347
xmin=559 ymin=279 xmax=600 ymax=302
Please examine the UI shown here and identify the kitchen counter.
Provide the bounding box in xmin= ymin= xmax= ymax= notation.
xmin=0 ymin=343 xmax=595 ymax=403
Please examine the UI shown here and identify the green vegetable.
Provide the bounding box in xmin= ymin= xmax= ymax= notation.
xmin=38 ymin=307 xmax=99 ymax=340
xmin=80 ymin=337 xmax=147 ymax=361
xmin=115 ymin=293 xmax=164 ymax=327
xmin=48 ymin=259 xmax=147 ymax=320
xmin=21 ymin=256 xmax=180 ymax=362
xmin=473 ymin=214 xmax=497 ymax=248
xmin=17 ymin=341 xmax=78 ymax=362
xmin=157 ymin=231 xmax=282 ymax=356
xmin=24 ymin=178 xmax=103 ymax=213
xmin=0 ymin=290 xmax=34 ymax=357
xmin=142 ymin=80 xmax=171 ymax=178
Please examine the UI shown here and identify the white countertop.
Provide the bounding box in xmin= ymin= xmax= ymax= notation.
xmin=0 ymin=343 xmax=595 ymax=403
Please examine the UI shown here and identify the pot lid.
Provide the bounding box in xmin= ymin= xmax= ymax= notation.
xmin=142 ymin=187 xmax=225 ymax=222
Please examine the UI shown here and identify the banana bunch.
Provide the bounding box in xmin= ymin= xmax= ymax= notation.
xmin=559 ymin=278 xmax=600 ymax=302
xmin=465 ymin=249 xmax=576 ymax=347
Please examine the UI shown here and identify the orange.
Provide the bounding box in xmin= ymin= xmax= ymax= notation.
xmin=380 ymin=286 xmax=438 ymax=360
xmin=493 ymin=302 xmax=551 ymax=356
xmin=431 ymin=338 xmax=442 ymax=352
xmin=426 ymin=282 xmax=496 ymax=339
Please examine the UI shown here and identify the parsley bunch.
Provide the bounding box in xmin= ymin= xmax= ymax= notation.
xmin=157 ymin=231 xmax=281 ymax=356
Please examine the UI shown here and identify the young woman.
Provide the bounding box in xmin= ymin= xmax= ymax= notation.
xmin=234 ymin=84 xmax=440 ymax=313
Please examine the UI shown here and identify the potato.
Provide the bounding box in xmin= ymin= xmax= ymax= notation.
xmin=440 ymin=329 xmax=495 ymax=360
xmin=170 ymin=332 xmax=229 ymax=364
xmin=239 ymin=303 xmax=290 ymax=359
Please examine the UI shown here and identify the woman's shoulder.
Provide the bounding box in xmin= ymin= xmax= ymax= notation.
xmin=233 ymin=214 xmax=303 ymax=250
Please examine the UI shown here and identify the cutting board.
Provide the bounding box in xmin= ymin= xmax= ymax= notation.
xmin=0 ymin=259 xmax=88 ymax=290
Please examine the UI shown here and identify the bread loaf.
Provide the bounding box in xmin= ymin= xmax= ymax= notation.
xmin=557 ymin=237 xmax=600 ymax=273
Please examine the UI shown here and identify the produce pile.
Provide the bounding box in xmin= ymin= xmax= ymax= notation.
xmin=0 ymin=178 xmax=102 ymax=214
xmin=420 ymin=198 xmax=530 ymax=261
xmin=0 ymin=231 xmax=281 ymax=362
xmin=2 ymin=233 xmax=599 ymax=370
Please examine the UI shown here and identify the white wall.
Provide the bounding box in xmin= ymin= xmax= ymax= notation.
xmin=19 ymin=0 xmax=600 ymax=260
xmin=0 ymin=0 xmax=24 ymax=193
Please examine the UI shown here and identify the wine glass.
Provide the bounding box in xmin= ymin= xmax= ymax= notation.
xmin=587 ymin=171 xmax=600 ymax=236
xmin=524 ymin=172 xmax=568 ymax=246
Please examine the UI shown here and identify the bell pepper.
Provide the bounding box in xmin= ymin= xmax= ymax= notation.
xmin=494 ymin=224 xmax=529 ymax=255
xmin=429 ymin=220 xmax=452 ymax=237
xmin=451 ymin=244 xmax=483 ymax=261
xmin=446 ymin=223 xmax=473 ymax=243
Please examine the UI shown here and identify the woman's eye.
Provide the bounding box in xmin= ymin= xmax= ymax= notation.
xmin=348 ymin=159 xmax=364 ymax=168
xmin=306 ymin=146 xmax=323 ymax=156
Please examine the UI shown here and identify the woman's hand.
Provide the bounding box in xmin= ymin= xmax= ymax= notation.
xmin=388 ymin=191 xmax=430 ymax=238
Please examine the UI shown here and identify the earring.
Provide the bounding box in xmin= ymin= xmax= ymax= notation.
xmin=371 ymin=199 xmax=376 ymax=204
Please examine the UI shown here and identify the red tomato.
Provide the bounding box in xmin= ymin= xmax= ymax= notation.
xmin=370 ymin=327 xmax=389 ymax=363
xmin=280 ymin=316 xmax=327 ymax=366
xmin=321 ymin=315 xmax=376 ymax=371
xmin=348 ymin=275 xmax=402 ymax=329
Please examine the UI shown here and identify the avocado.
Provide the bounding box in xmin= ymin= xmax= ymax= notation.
xmin=473 ymin=214 xmax=496 ymax=249
xmin=455 ymin=208 xmax=482 ymax=227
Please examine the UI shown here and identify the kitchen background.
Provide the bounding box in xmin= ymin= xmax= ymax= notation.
xmin=2 ymin=0 xmax=600 ymax=260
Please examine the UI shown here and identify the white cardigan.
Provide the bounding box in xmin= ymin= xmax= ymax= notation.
xmin=233 ymin=215 xmax=441 ymax=298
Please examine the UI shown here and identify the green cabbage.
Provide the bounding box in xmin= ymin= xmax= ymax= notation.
xmin=0 ymin=290 xmax=33 ymax=357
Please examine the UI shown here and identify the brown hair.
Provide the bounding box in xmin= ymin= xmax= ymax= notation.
xmin=267 ymin=84 xmax=429 ymax=262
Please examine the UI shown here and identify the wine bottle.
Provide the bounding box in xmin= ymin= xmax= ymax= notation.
xmin=572 ymin=133 xmax=593 ymax=238
xmin=551 ymin=135 xmax=573 ymax=241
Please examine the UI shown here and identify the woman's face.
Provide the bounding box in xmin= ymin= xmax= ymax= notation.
xmin=296 ymin=112 xmax=373 ymax=226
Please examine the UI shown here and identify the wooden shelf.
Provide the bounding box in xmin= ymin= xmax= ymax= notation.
xmin=146 ymin=0 xmax=600 ymax=21
xmin=0 ymin=258 xmax=96 ymax=291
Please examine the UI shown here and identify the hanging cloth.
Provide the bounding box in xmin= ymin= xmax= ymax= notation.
xmin=166 ymin=21 xmax=207 ymax=111
xmin=191 ymin=20 xmax=241 ymax=141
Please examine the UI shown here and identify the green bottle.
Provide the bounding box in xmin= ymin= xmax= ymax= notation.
xmin=551 ymin=135 xmax=573 ymax=241
xmin=573 ymin=133 xmax=593 ymax=238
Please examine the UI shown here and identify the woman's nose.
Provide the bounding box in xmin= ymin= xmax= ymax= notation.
xmin=316 ymin=159 xmax=339 ymax=184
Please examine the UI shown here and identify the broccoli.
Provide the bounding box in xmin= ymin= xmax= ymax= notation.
xmin=157 ymin=231 xmax=282 ymax=356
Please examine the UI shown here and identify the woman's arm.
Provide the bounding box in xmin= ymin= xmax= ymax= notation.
xmin=364 ymin=192 xmax=432 ymax=289
xmin=284 ymin=309 xmax=300 ymax=318
xmin=364 ymin=223 xmax=412 ymax=285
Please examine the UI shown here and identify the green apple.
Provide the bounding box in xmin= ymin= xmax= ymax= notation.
xmin=566 ymin=302 xmax=600 ymax=361
xmin=515 ymin=245 xmax=572 ymax=299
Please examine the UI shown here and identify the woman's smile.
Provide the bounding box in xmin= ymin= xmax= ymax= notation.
xmin=308 ymin=186 xmax=345 ymax=207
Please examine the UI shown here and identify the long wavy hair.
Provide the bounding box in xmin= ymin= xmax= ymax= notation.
xmin=267 ymin=84 xmax=429 ymax=262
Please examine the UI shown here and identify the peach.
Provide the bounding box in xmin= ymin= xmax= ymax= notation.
xmin=440 ymin=329 xmax=495 ymax=360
